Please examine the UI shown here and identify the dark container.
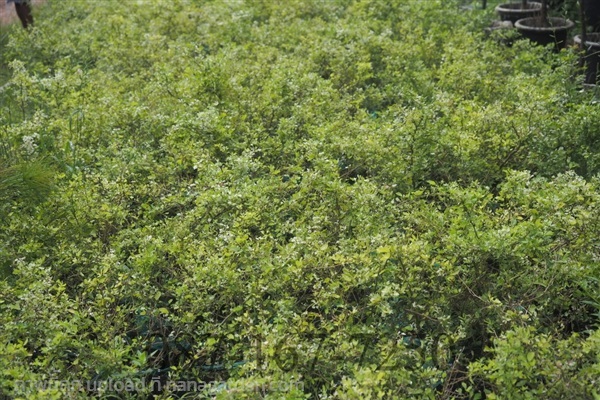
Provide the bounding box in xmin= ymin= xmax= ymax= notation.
xmin=575 ymin=33 xmax=600 ymax=85
xmin=515 ymin=17 xmax=574 ymax=51
xmin=495 ymin=2 xmax=543 ymax=24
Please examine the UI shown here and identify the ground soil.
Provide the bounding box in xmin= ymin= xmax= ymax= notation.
xmin=0 ymin=0 xmax=45 ymax=26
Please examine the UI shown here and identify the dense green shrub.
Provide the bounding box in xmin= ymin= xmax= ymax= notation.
xmin=1 ymin=0 xmax=600 ymax=398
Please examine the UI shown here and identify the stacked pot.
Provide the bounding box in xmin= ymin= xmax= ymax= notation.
xmin=496 ymin=2 xmax=573 ymax=51
xmin=494 ymin=2 xmax=600 ymax=85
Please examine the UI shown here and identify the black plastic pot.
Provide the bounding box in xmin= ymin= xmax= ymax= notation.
xmin=575 ymin=33 xmax=600 ymax=85
xmin=495 ymin=2 xmax=542 ymax=24
xmin=514 ymin=17 xmax=574 ymax=50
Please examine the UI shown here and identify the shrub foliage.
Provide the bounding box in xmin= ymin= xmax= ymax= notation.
xmin=1 ymin=0 xmax=600 ymax=399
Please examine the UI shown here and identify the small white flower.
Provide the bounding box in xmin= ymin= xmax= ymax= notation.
xmin=21 ymin=133 xmax=39 ymax=155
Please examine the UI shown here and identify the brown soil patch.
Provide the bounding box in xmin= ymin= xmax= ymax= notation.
xmin=0 ymin=0 xmax=45 ymax=26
